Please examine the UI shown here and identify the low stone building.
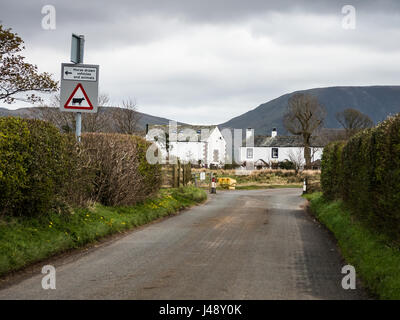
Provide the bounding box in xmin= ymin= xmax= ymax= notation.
xmin=239 ymin=128 xmax=325 ymax=168
xmin=146 ymin=124 xmax=226 ymax=167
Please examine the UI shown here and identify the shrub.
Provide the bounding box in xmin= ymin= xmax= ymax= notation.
xmin=278 ymin=160 xmax=295 ymax=170
xmin=320 ymin=113 xmax=400 ymax=241
xmin=0 ymin=118 xmax=79 ymax=216
xmin=0 ymin=119 xmax=163 ymax=216
xmin=0 ymin=118 xmax=31 ymax=215
xmin=320 ymin=141 xmax=345 ymax=200
xmin=80 ymin=133 xmax=162 ymax=206
xmin=224 ymin=162 xmax=241 ymax=170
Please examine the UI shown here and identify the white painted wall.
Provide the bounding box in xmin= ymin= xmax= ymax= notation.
xmin=169 ymin=141 xmax=205 ymax=163
xmin=145 ymin=126 xmax=227 ymax=166
xmin=240 ymin=146 xmax=324 ymax=165
xmin=206 ymin=127 xmax=226 ymax=165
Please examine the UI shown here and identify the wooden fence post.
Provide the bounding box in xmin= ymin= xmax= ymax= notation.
xmin=177 ymin=160 xmax=181 ymax=187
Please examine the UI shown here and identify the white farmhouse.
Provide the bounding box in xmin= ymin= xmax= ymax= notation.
xmin=239 ymin=128 xmax=324 ymax=168
xmin=146 ymin=124 xmax=226 ymax=167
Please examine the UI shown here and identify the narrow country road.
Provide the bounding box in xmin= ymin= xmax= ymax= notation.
xmin=0 ymin=189 xmax=367 ymax=299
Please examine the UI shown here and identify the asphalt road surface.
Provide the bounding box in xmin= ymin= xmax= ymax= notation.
xmin=0 ymin=188 xmax=367 ymax=299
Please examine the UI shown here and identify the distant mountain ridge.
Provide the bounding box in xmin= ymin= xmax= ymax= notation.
xmin=219 ymin=86 xmax=400 ymax=136
xmin=0 ymin=106 xmax=175 ymax=131
xmin=2 ymin=86 xmax=400 ymax=135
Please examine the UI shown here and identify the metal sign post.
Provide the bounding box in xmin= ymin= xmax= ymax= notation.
xmin=73 ymin=35 xmax=83 ymax=142
xmin=60 ymin=34 xmax=99 ymax=142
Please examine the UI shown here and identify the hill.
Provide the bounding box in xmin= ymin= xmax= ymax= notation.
xmin=0 ymin=106 xmax=175 ymax=133
xmin=219 ymin=86 xmax=400 ymax=135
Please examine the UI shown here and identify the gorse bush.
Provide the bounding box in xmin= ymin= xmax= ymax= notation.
xmin=321 ymin=113 xmax=400 ymax=240
xmin=0 ymin=118 xmax=77 ymax=216
xmin=0 ymin=118 xmax=162 ymax=217
xmin=0 ymin=117 xmax=31 ymax=215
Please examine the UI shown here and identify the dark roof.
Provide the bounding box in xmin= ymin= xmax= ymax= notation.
xmin=147 ymin=124 xmax=218 ymax=142
xmin=254 ymin=135 xmax=326 ymax=147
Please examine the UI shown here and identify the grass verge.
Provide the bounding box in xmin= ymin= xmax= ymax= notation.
xmin=234 ymin=184 xmax=302 ymax=190
xmin=304 ymin=192 xmax=400 ymax=299
xmin=0 ymin=186 xmax=207 ymax=277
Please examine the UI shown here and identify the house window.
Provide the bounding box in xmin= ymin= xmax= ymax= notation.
xmin=272 ymin=148 xmax=279 ymax=158
xmin=213 ymin=150 xmax=219 ymax=162
xmin=247 ymin=148 xmax=253 ymax=159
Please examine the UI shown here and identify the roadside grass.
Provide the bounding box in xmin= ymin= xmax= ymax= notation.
xmin=0 ymin=186 xmax=207 ymax=277
xmin=234 ymin=184 xmax=302 ymax=190
xmin=304 ymin=192 xmax=400 ymax=299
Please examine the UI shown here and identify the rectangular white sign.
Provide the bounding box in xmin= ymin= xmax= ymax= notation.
xmin=63 ymin=66 xmax=97 ymax=82
xmin=60 ymin=63 xmax=99 ymax=113
xmin=200 ymin=172 xmax=206 ymax=181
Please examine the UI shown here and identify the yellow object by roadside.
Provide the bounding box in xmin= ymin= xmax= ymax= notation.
xmin=217 ymin=177 xmax=237 ymax=190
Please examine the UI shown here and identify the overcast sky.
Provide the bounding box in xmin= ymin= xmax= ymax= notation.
xmin=1 ymin=0 xmax=400 ymax=124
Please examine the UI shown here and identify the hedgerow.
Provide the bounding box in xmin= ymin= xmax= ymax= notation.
xmin=80 ymin=133 xmax=162 ymax=206
xmin=0 ymin=117 xmax=162 ymax=217
xmin=320 ymin=141 xmax=345 ymax=200
xmin=321 ymin=113 xmax=400 ymax=241
xmin=0 ymin=118 xmax=77 ymax=216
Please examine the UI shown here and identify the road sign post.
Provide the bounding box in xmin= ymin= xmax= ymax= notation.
xmin=60 ymin=34 xmax=99 ymax=142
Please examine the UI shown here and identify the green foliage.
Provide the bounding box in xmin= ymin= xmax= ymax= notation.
xmin=0 ymin=117 xmax=30 ymax=215
xmin=278 ymin=160 xmax=295 ymax=170
xmin=223 ymin=162 xmax=241 ymax=170
xmin=320 ymin=141 xmax=345 ymax=200
xmin=320 ymin=113 xmax=400 ymax=241
xmin=305 ymin=193 xmax=400 ymax=299
xmin=0 ymin=118 xmax=77 ymax=216
xmin=0 ymin=25 xmax=58 ymax=104
xmin=0 ymin=118 xmax=162 ymax=216
xmin=21 ymin=120 xmax=79 ymax=216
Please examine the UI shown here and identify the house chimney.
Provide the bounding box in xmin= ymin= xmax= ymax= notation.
xmin=271 ymin=128 xmax=277 ymax=137
xmin=246 ymin=128 xmax=254 ymax=146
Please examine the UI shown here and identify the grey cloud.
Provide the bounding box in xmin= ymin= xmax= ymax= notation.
xmin=1 ymin=0 xmax=400 ymax=124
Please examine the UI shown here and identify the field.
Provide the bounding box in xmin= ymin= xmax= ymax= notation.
xmin=191 ymin=168 xmax=320 ymax=190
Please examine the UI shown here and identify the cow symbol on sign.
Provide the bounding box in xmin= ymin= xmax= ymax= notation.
xmin=72 ymin=98 xmax=85 ymax=105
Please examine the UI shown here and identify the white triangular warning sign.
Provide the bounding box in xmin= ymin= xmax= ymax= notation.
xmin=64 ymin=83 xmax=94 ymax=110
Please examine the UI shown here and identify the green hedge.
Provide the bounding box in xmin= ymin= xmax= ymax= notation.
xmin=0 ymin=118 xmax=162 ymax=217
xmin=0 ymin=118 xmax=77 ymax=216
xmin=320 ymin=141 xmax=345 ymax=200
xmin=321 ymin=113 xmax=400 ymax=240
xmin=0 ymin=118 xmax=31 ymax=215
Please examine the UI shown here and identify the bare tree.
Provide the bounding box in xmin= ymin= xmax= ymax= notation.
xmin=283 ymin=93 xmax=326 ymax=169
xmin=288 ymin=148 xmax=304 ymax=175
xmin=35 ymin=93 xmax=111 ymax=133
xmin=35 ymin=94 xmax=75 ymax=133
xmin=336 ymin=108 xmax=373 ymax=138
xmin=318 ymin=128 xmax=347 ymax=145
xmin=82 ymin=93 xmax=111 ymax=132
xmin=112 ymin=98 xmax=142 ymax=134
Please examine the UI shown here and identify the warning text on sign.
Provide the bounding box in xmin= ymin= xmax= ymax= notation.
xmin=63 ymin=66 xmax=97 ymax=82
